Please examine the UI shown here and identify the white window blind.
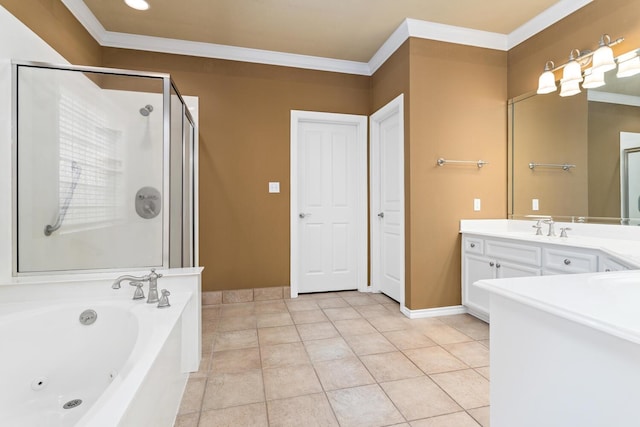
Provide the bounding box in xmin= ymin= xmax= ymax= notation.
xmin=58 ymin=91 xmax=123 ymax=230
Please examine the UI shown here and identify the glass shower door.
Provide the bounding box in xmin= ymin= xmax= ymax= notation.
xmin=15 ymin=64 xmax=165 ymax=272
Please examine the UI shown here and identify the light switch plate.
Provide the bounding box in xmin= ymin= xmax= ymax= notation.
xmin=532 ymin=198 xmax=539 ymax=211
xmin=268 ymin=182 xmax=280 ymax=193
xmin=473 ymin=198 xmax=481 ymax=211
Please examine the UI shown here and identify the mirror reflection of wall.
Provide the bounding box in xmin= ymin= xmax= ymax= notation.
xmin=509 ymin=57 xmax=640 ymax=224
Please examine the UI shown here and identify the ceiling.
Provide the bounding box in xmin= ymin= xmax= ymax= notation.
xmin=62 ymin=0 xmax=591 ymax=72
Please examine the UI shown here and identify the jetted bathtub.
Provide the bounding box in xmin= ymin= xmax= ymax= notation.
xmin=0 ymin=291 xmax=194 ymax=427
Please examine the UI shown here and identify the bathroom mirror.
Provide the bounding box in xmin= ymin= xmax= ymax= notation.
xmin=508 ymin=59 xmax=640 ymax=224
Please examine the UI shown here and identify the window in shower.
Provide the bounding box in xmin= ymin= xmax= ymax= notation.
xmin=57 ymin=89 xmax=123 ymax=231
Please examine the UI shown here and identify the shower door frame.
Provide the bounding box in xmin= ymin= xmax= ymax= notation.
xmin=11 ymin=60 xmax=197 ymax=275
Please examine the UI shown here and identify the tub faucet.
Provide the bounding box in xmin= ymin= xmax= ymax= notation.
xmin=146 ymin=269 xmax=163 ymax=304
xmin=112 ymin=268 xmax=163 ymax=304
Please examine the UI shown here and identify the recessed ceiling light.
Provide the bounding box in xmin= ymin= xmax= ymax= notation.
xmin=124 ymin=0 xmax=150 ymax=11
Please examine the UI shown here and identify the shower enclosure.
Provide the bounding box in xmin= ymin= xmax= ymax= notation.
xmin=12 ymin=61 xmax=197 ymax=274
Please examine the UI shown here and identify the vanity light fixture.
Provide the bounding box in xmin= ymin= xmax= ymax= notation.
xmin=591 ymin=34 xmax=617 ymax=73
xmin=559 ymin=78 xmax=581 ymax=97
xmin=125 ymin=0 xmax=150 ymax=10
xmin=616 ymin=50 xmax=640 ymax=78
xmin=582 ymin=68 xmax=606 ymax=89
xmin=536 ymin=33 xmax=627 ymax=97
xmin=536 ymin=61 xmax=557 ymax=94
xmin=562 ymin=49 xmax=584 ymax=83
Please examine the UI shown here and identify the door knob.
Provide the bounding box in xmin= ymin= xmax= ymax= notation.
xmin=299 ymin=213 xmax=311 ymax=219
xmin=377 ymin=212 xmax=384 ymax=218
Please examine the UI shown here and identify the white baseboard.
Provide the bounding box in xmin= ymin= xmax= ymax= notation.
xmin=401 ymin=304 xmax=467 ymax=319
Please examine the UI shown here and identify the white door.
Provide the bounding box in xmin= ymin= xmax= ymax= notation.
xmin=290 ymin=111 xmax=367 ymax=296
xmin=370 ymin=94 xmax=405 ymax=303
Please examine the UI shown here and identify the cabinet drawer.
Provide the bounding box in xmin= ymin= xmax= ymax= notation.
xmin=543 ymin=248 xmax=598 ymax=274
xmin=485 ymin=239 xmax=541 ymax=267
xmin=463 ymin=237 xmax=484 ymax=254
xmin=599 ymin=257 xmax=631 ymax=272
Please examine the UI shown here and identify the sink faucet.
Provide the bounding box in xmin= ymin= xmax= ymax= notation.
xmin=543 ymin=219 xmax=556 ymax=237
xmin=532 ymin=220 xmax=543 ymax=235
xmin=112 ymin=268 xmax=163 ymax=304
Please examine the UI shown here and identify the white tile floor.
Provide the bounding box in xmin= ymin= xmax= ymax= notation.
xmin=174 ymin=291 xmax=490 ymax=427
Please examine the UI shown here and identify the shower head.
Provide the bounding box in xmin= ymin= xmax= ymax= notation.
xmin=139 ymin=104 xmax=153 ymax=116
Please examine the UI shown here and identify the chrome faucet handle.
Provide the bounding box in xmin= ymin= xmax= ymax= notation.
xmin=532 ymin=220 xmax=543 ymax=235
xmin=157 ymin=289 xmax=171 ymax=309
xmin=129 ymin=281 xmax=145 ymax=300
xmin=560 ymin=227 xmax=572 ymax=238
xmin=149 ymin=268 xmax=163 ymax=280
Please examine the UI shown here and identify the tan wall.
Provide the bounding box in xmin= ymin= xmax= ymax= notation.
xmin=511 ymin=92 xmax=588 ymax=217
xmin=0 ymin=0 xmax=101 ymax=66
xmin=508 ymin=0 xmax=640 ymax=99
xmin=588 ymin=101 xmax=640 ymax=217
xmin=102 ymin=49 xmax=370 ymax=291
xmin=406 ymin=39 xmax=507 ymax=310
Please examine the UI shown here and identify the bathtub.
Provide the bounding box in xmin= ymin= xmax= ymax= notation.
xmin=0 ymin=273 xmax=200 ymax=427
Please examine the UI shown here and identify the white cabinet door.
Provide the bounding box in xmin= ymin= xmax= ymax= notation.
xmin=463 ymin=254 xmax=495 ymax=321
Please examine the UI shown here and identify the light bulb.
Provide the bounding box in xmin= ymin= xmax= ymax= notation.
xmin=560 ymin=79 xmax=581 ymax=97
xmin=537 ymin=61 xmax=557 ymax=94
xmin=582 ymin=68 xmax=605 ymax=89
xmin=617 ymin=51 xmax=640 ymax=78
xmin=592 ymin=34 xmax=616 ymax=73
xmin=125 ymin=0 xmax=149 ymax=10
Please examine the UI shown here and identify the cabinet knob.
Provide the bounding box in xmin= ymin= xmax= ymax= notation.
xmin=470 ymin=243 xmax=476 ymax=248
xmin=489 ymin=262 xmax=495 ymax=267
xmin=496 ymin=263 xmax=501 ymax=268
xmin=564 ymin=259 xmax=571 ymax=265
xmin=605 ymin=268 xmax=611 ymax=272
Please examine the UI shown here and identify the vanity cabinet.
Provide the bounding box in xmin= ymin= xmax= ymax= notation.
xmin=542 ymin=247 xmax=598 ymax=275
xmin=462 ymin=237 xmax=542 ymax=321
xmin=462 ymin=235 xmax=606 ymax=322
xmin=599 ymin=256 xmax=632 ymax=272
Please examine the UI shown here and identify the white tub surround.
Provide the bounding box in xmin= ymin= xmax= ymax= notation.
xmin=476 ymin=270 xmax=640 ymax=427
xmin=460 ymin=219 xmax=640 ymax=321
xmin=0 ymin=267 xmax=202 ymax=427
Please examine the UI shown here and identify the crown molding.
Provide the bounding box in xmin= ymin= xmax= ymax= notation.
xmin=507 ymin=0 xmax=593 ymax=49
xmin=61 ymin=0 xmax=106 ymax=42
xmin=407 ymin=18 xmax=508 ymax=51
xmin=101 ymin=31 xmax=371 ymax=75
xmin=367 ymin=19 xmax=411 ymax=75
xmin=62 ymin=0 xmax=592 ymax=76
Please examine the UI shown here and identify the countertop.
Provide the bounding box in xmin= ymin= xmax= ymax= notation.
xmin=476 ymin=270 xmax=640 ymax=345
xmin=460 ymin=219 xmax=640 ymax=268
